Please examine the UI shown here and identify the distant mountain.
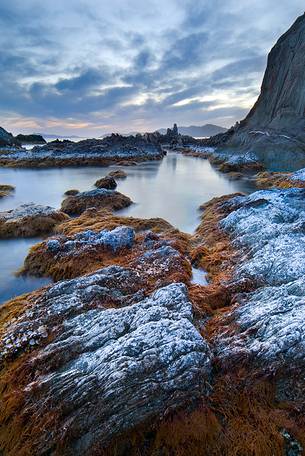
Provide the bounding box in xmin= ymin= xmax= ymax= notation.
xmin=158 ymin=124 xmax=227 ymax=137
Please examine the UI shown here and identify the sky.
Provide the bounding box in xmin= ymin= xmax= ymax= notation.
xmin=0 ymin=1 xmax=304 ymax=137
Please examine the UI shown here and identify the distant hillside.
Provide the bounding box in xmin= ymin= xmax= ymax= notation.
xmin=158 ymin=124 xmax=227 ymax=137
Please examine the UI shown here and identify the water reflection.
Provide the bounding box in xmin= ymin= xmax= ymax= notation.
xmin=117 ymin=152 xmax=255 ymax=232
xmin=0 ymin=238 xmax=50 ymax=303
xmin=0 ymin=152 xmax=255 ymax=303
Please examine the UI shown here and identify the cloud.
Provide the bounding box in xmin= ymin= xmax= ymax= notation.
xmin=0 ymin=0 xmax=304 ymax=135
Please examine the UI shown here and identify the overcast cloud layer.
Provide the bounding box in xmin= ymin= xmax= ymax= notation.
xmin=0 ymin=0 xmax=304 ymax=136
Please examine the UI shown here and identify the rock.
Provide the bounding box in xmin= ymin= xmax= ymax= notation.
xmin=64 ymin=188 xmax=80 ymax=196
xmin=108 ymin=169 xmax=127 ymax=179
xmin=94 ymin=175 xmax=117 ymax=189
xmin=0 ymin=184 xmax=15 ymax=198
xmin=0 ymin=279 xmax=211 ymax=455
xmin=14 ymin=134 xmax=46 ymax=144
xmin=198 ymin=189 xmax=305 ymax=388
xmin=0 ymin=126 xmax=19 ymax=147
xmin=0 ymin=134 xmax=165 ymax=168
xmin=178 ymin=145 xmax=264 ymax=173
xmin=61 ymin=189 xmax=132 ymax=215
xmin=55 ymin=207 xmax=179 ymax=237
xmin=0 ymin=203 xmax=69 ymax=238
xmin=203 ymin=14 xmax=305 ymax=172
xmin=22 ymin=213 xmax=191 ymax=284
xmin=255 ymin=169 xmax=305 ymax=189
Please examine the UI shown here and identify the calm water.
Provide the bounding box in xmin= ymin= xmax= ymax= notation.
xmin=0 ymin=152 xmax=255 ymax=303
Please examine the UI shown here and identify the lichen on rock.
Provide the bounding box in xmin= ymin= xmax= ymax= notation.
xmin=61 ymin=188 xmax=132 ymax=215
xmin=0 ymin=278 xmax=211 ymax=455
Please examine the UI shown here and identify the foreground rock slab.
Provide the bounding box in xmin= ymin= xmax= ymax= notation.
xmin=61 ymin=188 xmax=132 ymax=215
xmin=0 ymin=278 xmax=211 ymax=455
xmin=0 ymin=203 xmax=69 ymax=238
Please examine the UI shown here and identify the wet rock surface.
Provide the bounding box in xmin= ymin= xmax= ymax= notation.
xmin=61 ymin=188 xmax=132 ymax=215
xmin=0 ymin=203 xmax=69 ymax=238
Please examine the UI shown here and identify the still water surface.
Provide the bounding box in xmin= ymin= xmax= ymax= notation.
xmin=0 ymin=152 xmax=255 ymax=302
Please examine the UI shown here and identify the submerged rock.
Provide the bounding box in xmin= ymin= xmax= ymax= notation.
xmin=0 ymin=203 xmax=69 ymax=238
xmin=0 ymin=184 xmax=15 ymax=198
xmin=108 ymin=169 xmax=127 ymax=179
xmin=61 ymin=188 xmax=132 ymax=215
xmin=0 ymin=279 xmax=211 ymax=455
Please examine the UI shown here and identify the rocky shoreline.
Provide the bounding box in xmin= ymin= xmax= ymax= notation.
xmin=1 ymin=12 xmax=305 ymax=455
xmin=0 ymin=180 xmax=304 ymax=454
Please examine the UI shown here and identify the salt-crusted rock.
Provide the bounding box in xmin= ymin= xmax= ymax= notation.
xmin=94 ymin=175 xmax=117 ymax=189
xmin=0 ymin=203 xmax=69 ymax=238
xmin=61 ymin=188 xmax=132 ymax=215
xmin=47 ymin=226 xmax=135 ymax=254
xmin=22 ymin=223 xmax=191 ymax=285
xmin=0 ymin=279 xmax=211 ymax=455
xmin=216 ymin=277 xmax=305 ymax=369
xmin=220 ymin=189 xmax=305 ymax=286
xmin=210 ymin=188 xmax=305 ymax=390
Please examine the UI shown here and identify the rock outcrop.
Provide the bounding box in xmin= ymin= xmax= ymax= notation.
xmin=0 ymin=127 xmax=19 ymax=147
xmin=204 ymin=14 xmax=305 ymax=171
xmin=94 ymin=175 xmax=117 ymax=189
xmin=0 ymin=203 xmax=69 ymax=238
xmin=0 ymin=134 xmax=165 ymax=168
xmin=1 ymin=187 xmax=305 ymax=454
xmin=22 ymin=217 xmax=191 ymax=284
xmin=61 ymin=188 xmax=132 ymax=215
xmin=0 ymin=277 xmax=211 ymax=456
xmin=15 ymin=133 xmax=46 ymax=144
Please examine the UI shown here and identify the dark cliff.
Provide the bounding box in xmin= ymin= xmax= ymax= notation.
xmin=207 ymin=13 xmax=305 ymax=171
